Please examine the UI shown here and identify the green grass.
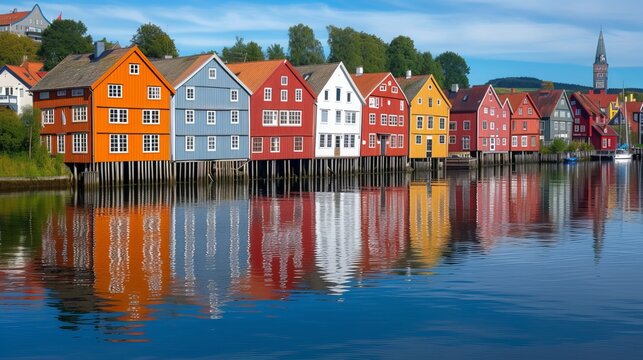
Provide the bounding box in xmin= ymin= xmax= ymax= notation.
xmin=0 ymin=151 xmax=70 ymax=178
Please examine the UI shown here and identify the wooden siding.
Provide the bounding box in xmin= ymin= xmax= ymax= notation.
xmin=175 ymin=135 xmax=249 ymax=161
xmin=509 ymin=95 xmax=540 ymax=152
xmin=408 ymin=76 xmax=450 ymax=159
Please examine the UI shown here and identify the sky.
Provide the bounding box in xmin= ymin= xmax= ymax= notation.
xmin=9 ymin=0 xmax=643 ymax=88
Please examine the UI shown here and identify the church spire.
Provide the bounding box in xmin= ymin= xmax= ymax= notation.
xmin=595 ymin=29 xmax=607 ymax=64
xmin=593 ymin=29 xmax=608 ymax=90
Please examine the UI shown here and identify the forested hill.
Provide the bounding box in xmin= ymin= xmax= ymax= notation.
xmin=486 ymin=77 xmax=643 ymax=94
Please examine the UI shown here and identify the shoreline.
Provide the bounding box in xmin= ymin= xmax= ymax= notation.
xmin=0 ymin=175 xmax=72 ymax=192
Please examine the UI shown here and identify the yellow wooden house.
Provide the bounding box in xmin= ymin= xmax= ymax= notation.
xmin=397 ymin=73 xmax=451 ymax=168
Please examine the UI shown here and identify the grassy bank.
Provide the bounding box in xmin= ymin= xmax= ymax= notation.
xmin=0 ymin=152 xmax=70 ymax=178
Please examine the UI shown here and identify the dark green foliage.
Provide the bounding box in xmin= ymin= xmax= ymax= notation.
xmin=0 ymin=109 xmax=26 ymax=153
xmin=38 ymin=19 xmax=93 ymax=70
xmin=549 ymin=138 xmax=568 ymax=153
xmin=327 ymin=26 xmax=387 ymax=73
xmin=245 ymin=41 xmax=265 ymax=61
xmin=417 ymin=51 xmax=444 ymax=87
xmin=386 ymin=36 xmax=418 ymax=77
xmin=436 ymin=51 xmax=470 ymax=88
xmin=131 ymin=23 xmax=178 ymax=59
xmin=288 ymin=24 xmax=325 ymax=65
xmin=0 ymin=32 xmax=40 ymax=67
xmin=358 ymin=32 xmax=387 ymax=73
xmin=221 ymin=37 xmax=264 ymax=63
xmin=266 ymin=44 xmax=286 ymax=60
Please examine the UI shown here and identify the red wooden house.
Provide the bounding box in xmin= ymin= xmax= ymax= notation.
xmin=569 ymin=92 xmax=618 ymax=150
xmin=448 ymin=85 xmax=510 ymax=159
xmin=499 ymin=92 xmax=541 ymax=153
xmin=351 ymin=71 xmax=409 ymax=158
xmin=227 ymin=60 xmax=316 ymax=161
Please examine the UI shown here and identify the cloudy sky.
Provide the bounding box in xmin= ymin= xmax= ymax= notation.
xmin=10 ymin=0 xmax=643 ymax=87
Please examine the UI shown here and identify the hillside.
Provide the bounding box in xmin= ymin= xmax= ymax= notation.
xmin=486 ymin=77 xmax=643 ymax=94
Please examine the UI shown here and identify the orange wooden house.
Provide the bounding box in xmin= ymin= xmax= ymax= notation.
xmin=32 ymin=44 xmax=175 ymax=174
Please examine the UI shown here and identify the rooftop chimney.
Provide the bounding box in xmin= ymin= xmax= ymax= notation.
xmin=164 ymin=55 xmax=173 ymax=59
xmin=451 ymin=83 xmax=459 ymax=93
xmin=405 ymin=70 xmax=412 ymax=79
xmin=94 ymin=41 xmax=105 ymax=59
xmin=356 ymin=66 xmax=363 ymax=76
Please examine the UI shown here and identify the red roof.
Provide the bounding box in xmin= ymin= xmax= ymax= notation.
xmin=592 ymin=123 xmax=618 ymax=137
xmin=350 ymin=72 xmax=389 ymax=97
xmin=529 ymin=90 xmax=566 ymax=118
xmin=498 ymin=92 xmax=541 ymax=118
xmin=448 ymin=85 xmax=491 ymax=113
xmin=0 ymin=11 xmax=29 ymax=25
xmin=571 ymin=92 xmax=604 ymax=117
xmin=2 ymin=61 xmax=45 ymax=88
xmin=585 ymin=90 xmax=618 ymax=110
xmin=625 ymin=101 xmax=643 ymax=122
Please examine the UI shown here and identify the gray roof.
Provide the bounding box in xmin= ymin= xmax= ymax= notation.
xmin=595 ymin=30 xmax=607 ymax=64
xmin=151 ymin=54 xmax=211 ymax=87
xmin=32 ymin=47 xmax=132 ymax=91
xmin=294 ymin=63 xmax=340 ymax=96
xmin=396 ymin=75 xmax=430 ymax=101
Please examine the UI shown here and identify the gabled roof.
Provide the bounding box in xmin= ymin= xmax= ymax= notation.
xmin=585 ymin=90 xmax=618 ymax=111
xmin=529 ymin=89 xmax=568 ymax=118
xmin=592 ymin=123 xmax=618 ymax=137
xmin=32 ymin=46 xmax=175 ymax=95
xmin=0 ymin=11 xmax=29 ymax=25
xmin=448 ymin=85 xmax=493 ymax=113
xmin=295 ymin=62 xmax=365 ymax=104
xmin=351 ymin=72 xmax=408 ymax=104
xmin=498 ymin=92 xmax=541 ymax=118
xmin=610 ymin=101 xmax=643 ymax=125
xmin=396 ymin=74 xmax=451 ymax=109
xmin=571 ymin=92 xmax=604 ymax=117
xmin=1 ymin=61 xmax=45 ymax=88
xmin=227 ymin=59 xmax=315 ymax=99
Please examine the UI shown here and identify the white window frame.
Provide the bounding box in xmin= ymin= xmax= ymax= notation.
xmin=72 ymin=133 xmax=87 ymax=154
xmin=231 ymin=110 xmax=239 ymax=124
xmin=281 ymin=89 xmax=288 ymax=102
xmin=230 ymin=89 xmax=239 ymax=102
xmin=231 ymin=135 xmax=240 ymax=150
xmin=512 ymin=136 xmax=518 ymax=147
xmin=264 ymin=88 xmax=272 ymax=101
xmin=109 ymin=108 xmax=128 ymax=124
xmin=148 ymin=86 xmax=161 ymax=100
xmin=369 ymin=134 xmax=376 ymax=148
xmin=186 ymin=86 xmax=195 ymax=101
xmin=185 ymin=136 xmax=195 ymax=152
xmin=416 ymin=116 xmax=423 ymax=129
xmin=208 ymin=136 xmax=216 ymax=151
xmin=281 ymin=76 xmax=288 ymax=85
xmin=142 ymin=109 xmax=160 ymax=125
xmin=521 ymin=136 xmax=528 ymax=147
xmin=369 ymin=113 xmax=376 ymax=125
xmin=295 ymin=89 xmax=302 ymax=102
xmin=252 ymin=137 xmax=263 ymax=153
xmin=208 ymin=68 xmax=217 ymax=79
xmin=129 ymin=63 xmax=140 ymax=75
xmin=415 ymin=135 xmax=422 ymax=145
xmin=57 ymin=134 xmax=65 ymax=154
xmin=71 ymin=89 xmax=83 ymax=97
xmin=270 ymin=137 xmax=280 ymax=153
xmin=57 ymin=90 xmax=66 ymax=97
xmin=143 ymin=134 xmax=160 ymax=153
xmin=185 ymin=110 xmax=195 ymax=124
xmin=109 ymin=134 xmax=128 ymax=153
xmin=72 ymin=106 xmax=87 ymax=122
xmin=42 ymin=109 xmax=54 ymax=124
xmin=207 ymin=111 xmax=216 ymax=125
xmin=294 ymin=136 xmax=303 ymax=152
xmin=321 ymin=109 xmax=329 ymax=124
xmin=108 ymin=84 xmax=122 ymax=98
xmin=263 ymin=110 xmax=278 ymax=126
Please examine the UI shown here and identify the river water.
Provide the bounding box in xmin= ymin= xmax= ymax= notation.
xmin=1 ymin=162 xmax=642 ymax=359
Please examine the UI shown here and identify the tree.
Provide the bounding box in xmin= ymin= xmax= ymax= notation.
xmin=38 ymin=19 xmax=93 ymax=70
xmin=541 ymin=81 xmax=555 ymax=90
xmin=0 ymin=109 xmax=26 ymax=153
xmin=266 ymin=43 xmax=286 ymax=60
xmin=326 ymin=26 xmax=387 ymax=73
xmin=131 ymin=23 xmax=178 ymax=59
xmin=221 ymin=37 xmax=264 ymax=63
xmin=417 ymin=51 xmax=444 ymax=87
xmin=0 ymin=32 xmax=40 ymax=67
xmin=245 ymin=41 xmax=265 ymax=61
xmin=358 ymin=32 xmax=387 ymax=73
xmin=436 ymin=51 xmax=470 ymax=88
xmin=20 ymin=106 xmax=41 ymax=157
xmin=288 ymin=24 xmax=325 ymax=66
xmin=386 ymin=36 xmax=419 ymax=77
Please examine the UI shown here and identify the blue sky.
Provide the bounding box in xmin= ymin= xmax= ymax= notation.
xmin=11 ymin=0 xmax=643 ymax=88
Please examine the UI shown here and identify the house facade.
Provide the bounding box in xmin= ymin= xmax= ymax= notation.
xmin=530 ymin=90 xmax=573 ymax=143
xmin=397 ymin=74 xmax=451 ymax=161
xmin=227 ymin=60 xmax=316 ymax=161
xmin=0 ymin=4 xmax=50 ymax=41
xmin=569 ymin=91 xmax=617 ymax=150
xmin=32 ymin=45 xmax=174 ymax=166
xmin=295 ymin=62 xmax=365 ymax=159
xmin=585 ymin=89 xmax=619 ymax=120
xmin=351 ymin=71 xmax=409 ymax=158
xmin=0 ymin=61 xmax=45 ymax=114
xmin=499 ymin=92 xmax=541 ymax=153
xmin=152 ymin=54 xmax=251 ymax=162
xmin=448 ymin=85 xmax=510 ymax=158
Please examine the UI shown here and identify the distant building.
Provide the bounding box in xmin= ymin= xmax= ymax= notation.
xmin=569 ymin=91 xmax=617 ymax=150
xmin=593 ymin=30 xmax=608 ymax=90
xmin=499 ymin=92 xmax=541 ymax=155
xmin=0 ymin=60 xmax=45 ymax=114
xmin=529 ymin=89 xmax=574 ymax=143
xmin=0 ymin=4 xmax=50 ymax=42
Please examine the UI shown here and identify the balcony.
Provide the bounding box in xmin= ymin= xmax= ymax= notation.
xmin=0 ymin=95 xmax=18 ymax=111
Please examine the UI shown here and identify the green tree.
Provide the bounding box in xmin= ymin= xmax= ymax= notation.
xmin=327 ymin=26 xmax=362 ymax=73
xmin=417 ymin=51 xmax=444 ymax=87
xmin=20 ymin=106 xmax=41 ymax=157
xmin=221 ymin=37 xmax=264 ymax=63
xmin=541 ymin=81 xmax=555 ymax=90
xmin=0 ymin=109 xmax=26 ymax=153
xmin=266 ymin=43 xmax=286 ymax=60
xmin=0 ymin=32 xmax=40 ymax=67
xmin=358 ymin=32 xmax=387 ymax=73
xmin=131 ymin=23 xmax=178 ymax=59
xmin=436 ymin=51 xmax=470 ymax=88
xmin=38 ymin=19 xmax=93 ymax=70
xmin=245 ymin=41 xmax=265 ymax=61
xmin=288 ymin=24 xmax=325 ymax=65
xmin=386 ymin=36 xmax=419 ymax=77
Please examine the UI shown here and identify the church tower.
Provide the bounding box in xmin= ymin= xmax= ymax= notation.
xmin=593 ymin=30 xmax=608 ymax=90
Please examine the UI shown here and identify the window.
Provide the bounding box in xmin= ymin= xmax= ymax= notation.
xmin=72 ymin=89 xmax=83 ymax=97
xmin=518 ymin=108 xmax=523 ymax=116
xmin=143 ymin=134 xmax=159 ymax=153
xmin=416 ymin=135 xmax=422 ymax=144
xmin=521 ymin=136 xmax=528 ymax=147
xmin=369 ymin=97 xmax=380 ymax=108
xmin=295 ymin=89 xmax=302 ymax=102
xmin=109 ymin=134 xmax=128 ymax=153
xmin=531 ymin=136 xmax=536 ymax=147
xmin=490 ymin=122 xmax=495 ymax=130
xmin=416 ymin=116 xmax=423 ymax=129
xmin=252 ymin=137 xmax=263 ymax=153
xmin=490 ymin=107 xmax=495 ymax=116
xmin=482 ymin=138 xmax=487 ymax=146
xmin=484 ymin=107 xmax=488 ymax=114
xmin=418 ymin=98 xmax=423 ymax=105
xmin=428 ymin=98 xmax=433 ymax=107
xmin=449 ymin=135 xmax=456 ymax=144
xmin=142 ymin=110 xmax=160 ymax=124
xmin=57 ymin=134 xmax=65 ymax=154
xmin=231 ymin=135 xmax=240 ymax=150
xmin=39 ymin=91 xmax=49 ymax=99
xmin=369 ymin=134 xmax=376 ymax=148
xmin=463 ymin=121 xmax=470 ymax=130
xmin=398 ymin=135 xmax=404 ymax=148
xmin=554 ymin=121 xmax=559 ymax=131
xmin=390 ymin=135 xmax=397 ymax=148
xmin=185 ymin=109 xmax=195 ymax=124
xmin=72 ymin=133 xmax=87 ymax=153
xmin=427 ymin=116 xmax=434 ymax=129
xmin=231 ymin=110 xmax=239 ymax=124
xmin=319 ymin=134 xmax=326 ymax=148
xmin=186 ymin=86 xmax=195 ymax=100
xmin=343 ymin=134 xmax=354 ymax=148
xmin=437 ymin=99 xmax=441 ymax=106
xmin=294 ymin=137 xmax=303 ymax=152
xmin=208 ymin=136 xmax=216 ymax=151
xmin=502 ymin=138 xmax=506 ymax=146
xmin=381 ymin=114 xmax=387 ymax=125
xmin=281 ymin=89 xmax=288 ymax=102
xmin=528 ymin=107 xmax=533 ymax=115
xmin=185 ymin=136 xmax=195 ymax=151
xmin=325 ymin=134 xmax=332 ymax=148
xmin=400 ymin=100 xmax=404 ymax=111
xmin=207 ymin=111 xmax=216 ymax=125
xmin=281 ymin=76 xmax=288 ymax=85
xmin=523 ymin=121 xmax=527 ymax=131
xmin=72 ymin=106 xmax=87 ymax=122
xmin=503 ymin=110 xmax=507 ymax=118
xmin=380 ymin=84 xmax=386 ymax=92
xmin=399 ymin=116 xmax=404 ymax=126
xmin=280 ymin=111 xmax=288 ymax=125
xmin=264 ymin=88 xmax=272 ymax=101
xmin=512 ymin=136 xmax=517 ymax=147
xmin=57 ymin=90 xmax=66 ymax=97
xmin=462 ymin=136 xmax=470 ymax=150
xmin=439 ymin=117 xmax=446 ymax=130
xmin=369 ymin=113 xmax=376 ymax=125
xmin=575 ymin=109 xmax=581 ymax=116
xmin=347 ymin=92 xmax=352 ymax=103
xmin=230 ymin=89 xmax=239 ymax=102
xmin=45 ymin=136 xmax=52 ymax=153
xmin=324 ymin=90 xmax=329 ymax=101
xmin=439 ymin=135 xmax=445 ymax=144
xmin=346 ymin=111 xmax=357 ymax=124
xmin=336 ymin=110 xmax=342 ymax=124
xmin=108 ymin=84 xmax=122 ymax=98
xmin=208 ymin=68 xmax=217 ymax=79
xmin=321 ymin=110 xmax=329 ymax=124
xmin=109 ymin=108 xmax=128 ymax=123
xmin=389 ymin=115 xmax=397 ymax=126
xmin=392 ymin=86 xmax=398 ymax=94
xmin=449 ymin=121 xmax=457 ymax=131
xmin=288 ymin=111 xmax=302 ymax=125
xmin=482 ymin=121 xmax=488 ymax=130
xmin=263 ymin=110 xmax=278 ymax=126
xmin=336 ymin=88 xmax=341 ymax=101
xmin=270 ymin=137 xmax=280 ymax=152
xmin=129 ymin=63 xmax=139 ymax=75
xmin=512 ymin=121 xmax=517 ymax=131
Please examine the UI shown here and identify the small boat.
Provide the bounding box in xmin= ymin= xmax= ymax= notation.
xmin=614 ymin=148 xmax=632 ymax=161
xmin=563 ymin=156 xmax=578 ymax=163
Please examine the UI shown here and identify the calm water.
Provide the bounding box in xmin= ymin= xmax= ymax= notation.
xmin=1 ymin=162 xmax=643 ymax=359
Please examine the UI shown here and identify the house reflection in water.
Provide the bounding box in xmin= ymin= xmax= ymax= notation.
xmin=407 ymin=180 xmax=450 ymax=268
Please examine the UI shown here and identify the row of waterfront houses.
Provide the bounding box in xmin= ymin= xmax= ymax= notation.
xmin=1 ymin=42 xmax=640 ymax=182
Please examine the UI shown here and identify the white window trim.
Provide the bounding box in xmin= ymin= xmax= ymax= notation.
xmin=143 ymin=134 xmax=160 ymax=153
xmin=230 ymin=89 xmax=239 ymax=102
xmin=185 ymin=109 xmax=195 ymax=124
xmin=72 ymin=133 xmax=88 ymax=154
xmin=230 ymin=110 xmax=240 ymax=124
xmin=109 ymin=134 xmax=128 ymax=154
xmin=147 ymin=86 xmax=161 ymax=100
xmin=280 ymin=89 xmax=288 ymax=102
xmin=207 ymin=136 xmax=216 ymax=152
xmin=72 ymin=106 xmax=88 ymax=123
xmin=186 ymin=86 xmax=195 ymax=101
xmin=142 ymin=109 xmax=160 ymax=125
xmin=264 ymin=88 xmax=272 ymax=101
xmin=281 ymin=76 xmax=288 ymax=85
xmin=270 ymin=137 xmax=280 ymax=153
xmin=185 ymin=136 xmax=195 ymax=152
xmin=208 ymin=68 xmax=217 ymax=79
xmin=293 ymin=137 xmax=303 ymax=152
xmin=57 ymin=134 xmax=65 ymax=154
xmin=129 ymin=63 xmax=140 ymax=75
xmin=295 ymin=89 xmax=302 ymax=102
xmin=231 ymin=135 xmax=240 ymax=150
xmin=108 ymin=108 xmax=128 ymax=124
xmin=252 ymin=137 xmax=263 ymax=153
xmin=107 ymin=84 xmax=122 ymax=98
xmin=207 ymin=110 xmax=216 ymax=125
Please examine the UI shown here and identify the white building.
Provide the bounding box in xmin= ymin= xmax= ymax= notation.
xmin=0 ymin=61 xmax=45 ymax=114
xmin=0 ymin=4 xmax=51 ymax=42
xmin=296 ymin=62 xmax=365 ymax=158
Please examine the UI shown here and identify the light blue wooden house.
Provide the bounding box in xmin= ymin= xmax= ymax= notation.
xmin=152 ymin=54 xmax=252 ymax=164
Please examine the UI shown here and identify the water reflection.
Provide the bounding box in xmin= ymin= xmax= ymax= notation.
xmin=1 ymin=162 xmax=642 ymax=347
